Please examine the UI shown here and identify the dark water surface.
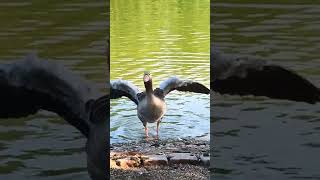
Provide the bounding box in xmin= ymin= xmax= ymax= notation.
xmin=212 ymin=1 xmax=320 ymax=179
xmin=0 ymin=1 xmax=107 ymax=179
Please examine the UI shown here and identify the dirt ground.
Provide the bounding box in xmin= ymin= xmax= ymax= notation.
xmin=110 ymin=138 xmax=210 ymax=180
xmin=111 ymin=164 xmax=209 ymax=180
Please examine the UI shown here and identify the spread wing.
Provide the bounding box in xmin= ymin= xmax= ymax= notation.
xmin=159 ymin=76 xmax=210 ymax=97
xmin=211 ymin=50 xmax=320 ymax=104
xmin=0 ymin=54 xmax=99 ymax=137
xmin=110 ymin=80 xmax=141 ymax=105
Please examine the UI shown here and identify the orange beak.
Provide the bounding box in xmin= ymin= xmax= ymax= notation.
xmin=143 ymin=75 xmax=150 ymax=82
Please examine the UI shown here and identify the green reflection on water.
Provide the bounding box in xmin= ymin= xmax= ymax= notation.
xmin=111 ymin=0 xmax=210 ymax=86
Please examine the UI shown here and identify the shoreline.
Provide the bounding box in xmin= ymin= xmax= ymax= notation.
xmin=110 ymin=138 xmax=210 ymax=180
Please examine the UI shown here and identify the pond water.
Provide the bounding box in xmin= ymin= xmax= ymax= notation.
xmin=0 ymin=1 xmax=107 ymax=179
xmin=212 ymin=1 xmax=320 ymax=179
xmin=110 ymin=0 xmax=210 ymax=144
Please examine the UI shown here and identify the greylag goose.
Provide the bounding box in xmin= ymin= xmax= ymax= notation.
xmin=0 ymin=54 xmax=109 ymax=180
xmin=211 ymin=49 xmax=320 ymax=104
xmin=110 ymin=72 xmax=210 ymax=141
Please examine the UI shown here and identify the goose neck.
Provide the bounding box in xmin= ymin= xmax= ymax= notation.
xmin=144 ymin=80 xmax=153 ymax=96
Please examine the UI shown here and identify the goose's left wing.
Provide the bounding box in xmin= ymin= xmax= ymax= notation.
xmin=158 ymin=76 xmax=210 ymax=97
xmin=211 ymin=50 xmax=320 ymax=104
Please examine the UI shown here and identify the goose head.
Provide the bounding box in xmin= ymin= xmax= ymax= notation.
xmin=143 ymin=71 xmax=153 ymax=93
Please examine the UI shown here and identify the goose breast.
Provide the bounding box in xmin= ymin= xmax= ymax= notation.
xmin=137 ymin=95 xmax=166 ymax=123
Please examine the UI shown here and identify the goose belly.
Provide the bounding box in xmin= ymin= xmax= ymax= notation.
xmin=137 ymin=97 xmax=166 ymax=123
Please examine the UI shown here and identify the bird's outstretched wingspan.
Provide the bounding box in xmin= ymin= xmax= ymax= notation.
xmin=110 ymin=80 xmax=140 ymax=105
xmin=211 ymin=50 xmax=320 ymax=104
xmin=158 ymin=76 xmax=210 ymax=97
xmin=0 ymin=54 xmax=100 ymax=137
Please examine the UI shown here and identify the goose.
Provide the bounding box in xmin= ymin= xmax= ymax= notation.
xmin=110 ymin=72 xmax=210 ymax=141
xmin=211 ymin=49 xmax=320 ymax=104
xmin=0 ymin=54 xmax=109 ymax=180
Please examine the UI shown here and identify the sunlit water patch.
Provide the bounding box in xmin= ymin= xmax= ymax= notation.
xmin=110 ymin=0 xmax=210 ymax=144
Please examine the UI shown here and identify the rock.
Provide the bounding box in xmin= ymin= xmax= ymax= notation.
xmin=168 ymin=153 xmax=200 ymax=165
xmin=150 ymin=143 xmax=160 ymax=147
xmin=165 ymin=147 xmax=178 ymax=151
xmin=110 ymin=151 xmax=119 ymax=157
xmin=115 ymin=158 xmax=129 ymax=169
xmin=127 ymin=152 xmax=140 ymax=156
xmin=110 ymin=138 xmax=210 ymax=168
xmin=127 ymin=158 xmax=141 ymax=167
xmin=110 ymin=159 xmax=119 ymax=169
xmin=116 ymin=157 xmax=140 ymax=168
xmin=143 ymin=155 xmax=168 ymax=166
xmin=140 ymin=155 xmax=149 ymax=160
xmin=130 ymin=156 xmax=140 ymax=162
xmin=203 ymin=152 xmax=209 ymax=157
xmin=200 ymin=155 xmax=210 ymax=166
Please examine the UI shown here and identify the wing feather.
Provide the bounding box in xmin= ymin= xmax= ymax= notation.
xmin=110 ymin=80 xmax=140 ymax=105
xmin=0 ymin=54 xmax=99 ymax=137
xmin=159 ymin=76 xmax=210 ymax=96
xmin=211 ymin=50 xmax=320 ymax=104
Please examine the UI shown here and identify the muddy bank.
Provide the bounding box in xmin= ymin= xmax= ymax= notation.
xmin=110 ymin=138 xmax=210 ymax=180
xmin=111 ymin=164 xmax=209 ymax=180
xmin=111 ymin=138 xmax=209 ymax=154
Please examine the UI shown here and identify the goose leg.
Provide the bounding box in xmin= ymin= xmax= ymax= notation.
xmin=156 ymin=121 xmax=160 ymax=140
xmin=144 ymin=122 xmax=149 ymax=142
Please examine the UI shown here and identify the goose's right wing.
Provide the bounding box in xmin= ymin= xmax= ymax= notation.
xmin=110 ymin=80 xmax=140 ymax=105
